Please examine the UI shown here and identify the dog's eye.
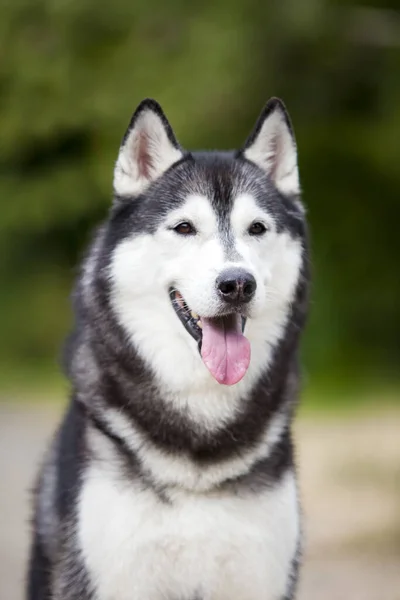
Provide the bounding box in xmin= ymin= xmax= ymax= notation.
xmin=174 ymin=222 xmax=196 ymax=235
xmin=248 ymin=222 xmax=267 ymax=236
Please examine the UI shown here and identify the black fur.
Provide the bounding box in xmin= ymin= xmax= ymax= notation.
xmin=27 ymin=533 xmax=52 ymax=600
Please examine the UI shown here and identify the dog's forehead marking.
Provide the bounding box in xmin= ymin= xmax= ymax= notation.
xmin=167 ymin=193 xmax=234 ymax=257
xmin=167 ymin=189 xmax=276 ymax=262
xmin=184 ymin=193 xmax=241 ymax=260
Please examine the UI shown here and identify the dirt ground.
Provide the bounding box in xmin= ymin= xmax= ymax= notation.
xmin=1 ymin=402 xmax=399 ymax=600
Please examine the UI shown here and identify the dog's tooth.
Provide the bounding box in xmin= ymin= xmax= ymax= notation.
xmin=176 ymin=294 xmax=185 ymax=309
xmin=197 ymin=319 xmax=202 ymax=329
xmin=191 ymin=311 xmax=199 ymax=320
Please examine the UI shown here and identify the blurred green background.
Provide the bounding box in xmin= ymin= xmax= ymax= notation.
xmin=0 ymin=0 xmax=399 ymax=401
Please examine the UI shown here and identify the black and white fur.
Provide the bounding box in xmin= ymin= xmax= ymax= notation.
xmin=27 ymin=97 xmax=309 ymax=600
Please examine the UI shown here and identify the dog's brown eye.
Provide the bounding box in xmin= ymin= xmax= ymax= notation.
xmin=174 ymin=222 xmax=196 ymax=235
xmin=249 ymin=222 xmax=267 ymax=236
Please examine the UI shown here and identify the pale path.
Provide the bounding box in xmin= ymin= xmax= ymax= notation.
xmin=0 ymin=403 xmax=399 ymax=600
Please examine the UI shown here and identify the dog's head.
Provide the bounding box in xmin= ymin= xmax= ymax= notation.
xmin=105 ymin=99 xmax=307 ymax=389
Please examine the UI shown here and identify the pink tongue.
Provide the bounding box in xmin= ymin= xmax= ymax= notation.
xmin=200 ymin=314 xmax=251 ymax=385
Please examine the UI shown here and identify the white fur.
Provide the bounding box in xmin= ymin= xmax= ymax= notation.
xmin=100 ymin=403 xmax=289 ymax=491
xmin=110 ymin=192 xmax=302 ymax=426
xmin=78 ymin=433 xmax=299 ymax=600
xmin=244 ymin=107 xmax=300 ymax=196
xmin=114 ymin=109 xmax=182 ymax=196
xmin=231 ymin=193 xmax=303 ymax=313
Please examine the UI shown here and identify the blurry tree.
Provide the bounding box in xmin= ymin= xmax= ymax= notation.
xmin=0 ymin=0 xmax=399 ymax=385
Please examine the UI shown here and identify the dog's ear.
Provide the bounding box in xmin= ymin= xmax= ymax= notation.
xmin=242 ymin=98 xmax=300 ymax=196
xmin=114 ymin=99 xmax=183 ymax=197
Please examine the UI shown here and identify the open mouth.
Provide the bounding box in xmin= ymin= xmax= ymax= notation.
xmin=169 ymin=289 xmax=251 ymax=386
xmin=169 ymin=289 xmax=204 ymax=345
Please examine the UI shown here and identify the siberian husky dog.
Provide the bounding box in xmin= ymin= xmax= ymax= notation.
xmin=27 ymin=97 xmax=309 ymax=600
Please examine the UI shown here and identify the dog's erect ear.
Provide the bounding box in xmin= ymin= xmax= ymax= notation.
xmin=242 ymin=98 xmax=300 ymax=196
xmin=113 ymin=99 xmax=183 ymax=197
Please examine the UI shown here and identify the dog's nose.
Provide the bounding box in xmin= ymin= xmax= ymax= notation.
xmin=216 ymin=268 xmax=257 ymax=304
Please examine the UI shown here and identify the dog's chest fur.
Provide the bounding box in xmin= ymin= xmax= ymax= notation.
xmin=78 ymin=450 xmax=299 ymax=600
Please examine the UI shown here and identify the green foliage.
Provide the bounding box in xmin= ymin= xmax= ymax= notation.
xmin=1 ymin=0 xmax=399 ymax=383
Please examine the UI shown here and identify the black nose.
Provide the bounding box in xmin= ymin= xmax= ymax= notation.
xmin=216 ymin=268 xmax=257 ymax=304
